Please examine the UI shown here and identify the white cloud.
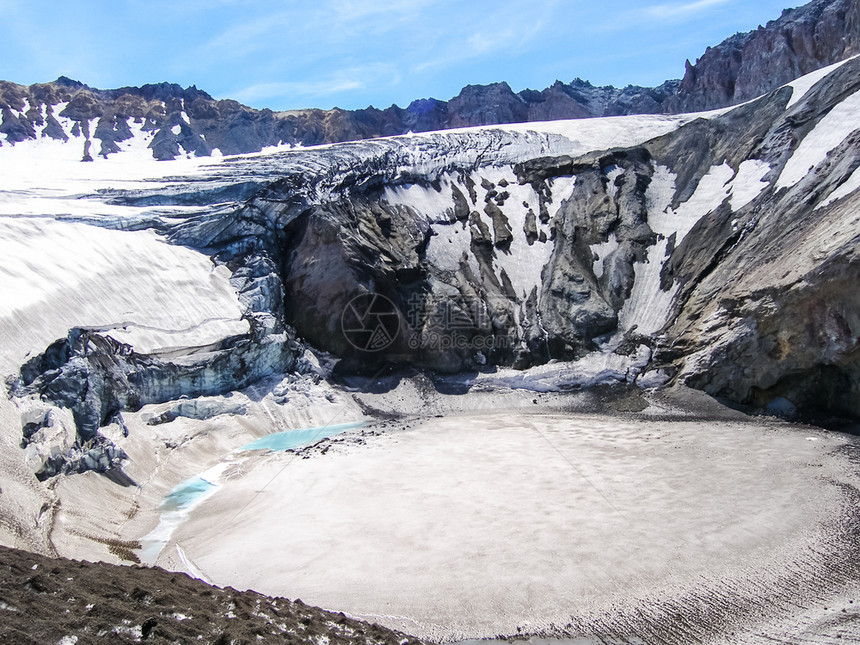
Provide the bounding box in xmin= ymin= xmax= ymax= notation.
xmin=415 ymin=15 xmax=549 ymax=73
xmin=643 ymin=0 xmax=732 ymax=19
xmin=593 ymin=0 xmax=736 ymax=31
xmin=229 ymin=63 xmax=400 ymax=107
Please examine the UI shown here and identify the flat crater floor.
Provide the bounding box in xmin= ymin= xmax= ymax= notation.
xmin=163 ymin=413 xmax=860 ymax=642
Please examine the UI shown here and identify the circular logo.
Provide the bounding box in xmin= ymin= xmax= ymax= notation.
xmin=341 ymin=293 xmax=400 ymax=352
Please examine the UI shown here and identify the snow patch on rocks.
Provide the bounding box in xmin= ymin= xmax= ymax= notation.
xmin=778 ymin=87 xmax=860 ymax=190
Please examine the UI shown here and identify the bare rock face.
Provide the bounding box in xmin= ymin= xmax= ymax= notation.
xmin=646 ymin=60 xmax=860 ymax=421
xmin=523 ymin=79 xmax=682 ymax=120
xmin=446 ymin=82 xmax=530 ymax=128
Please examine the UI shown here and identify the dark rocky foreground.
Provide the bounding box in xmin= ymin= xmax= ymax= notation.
xmin=0 ymin=0 xmax=857 ymax=158
xmin=0 ymin=545 xmax=426 ymax=645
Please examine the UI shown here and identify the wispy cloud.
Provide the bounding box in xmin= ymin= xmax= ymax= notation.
xmin=197 ymin=0 xmax=435 ymax=63
xmin=594 ymin=0 xmax=736 ymax=31
xmin=473 ymin=19 xmax=546 ymax=54
xmin=414 ymin=14 xmax=549 ymax=74
xmin=229 ymin=63 xmax=400 ymax=107
xmin=642 ymin=0 xmax=732 ymax=20
xmin=232 ymin=80 xmax=362 ymax=105
xmin=197 ymin=11 xmax=295 ymax=60
xmin=330 ymin=0 xmax=435 ymax=23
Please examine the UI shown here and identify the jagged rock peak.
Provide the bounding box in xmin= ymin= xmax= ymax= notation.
xmin=669 ymin=0 xmax=860 ymax=111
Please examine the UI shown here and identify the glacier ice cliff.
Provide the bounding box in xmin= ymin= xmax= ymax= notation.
xmin=2 ymin=56 xmax=860 ymax=487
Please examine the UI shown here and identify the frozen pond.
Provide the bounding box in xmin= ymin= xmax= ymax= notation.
xmin=157 ymin=412 xmax=860 ymax=642
xmin=239 ymin=421 xmax=366 ymax=452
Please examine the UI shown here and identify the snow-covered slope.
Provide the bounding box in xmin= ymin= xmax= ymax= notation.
xmin=0 ymin=217 xmax=247 ymax=374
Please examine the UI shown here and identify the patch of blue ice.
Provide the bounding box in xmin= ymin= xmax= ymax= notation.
xmin=161 ymin=477 xmax=218 ymax=511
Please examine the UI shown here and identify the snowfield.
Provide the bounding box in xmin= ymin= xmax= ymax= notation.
xmin=137 ymin=410 xmax=858 ymax=641
xmin=777 ymin=87 xmax=860 ymax=189
xmin=0 ymin=217 xmax=248 ymax=374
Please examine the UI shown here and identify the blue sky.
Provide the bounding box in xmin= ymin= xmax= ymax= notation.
xmin=1 ymin=0 xmax=799 ymax=111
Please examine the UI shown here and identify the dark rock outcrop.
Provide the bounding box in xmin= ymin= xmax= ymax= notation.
xmin=16 ymin=328 xmax=297 ymax=441
xmin=11 ymin=324 xmax=298 ymax=478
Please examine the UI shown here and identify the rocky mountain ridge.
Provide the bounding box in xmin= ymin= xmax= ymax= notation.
xmin=0 ymin=0 xmax=857 ymax=159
